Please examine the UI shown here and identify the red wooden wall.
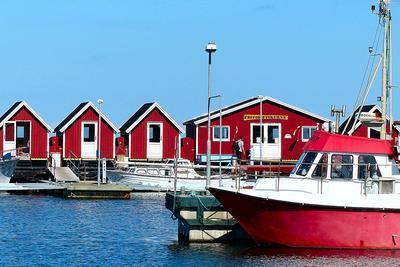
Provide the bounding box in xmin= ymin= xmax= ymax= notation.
xmin=129 ymin=108 xmax=180 ymax=159
xmin=63 ymin=107 xmax=115 ymax=159
xmin=352 ymin=122 xmax=399 ymax=144
xmin=194 ymin=100 xmax=325 ymax=161
xmin=0 ymin=106 xmax=49 ymax=159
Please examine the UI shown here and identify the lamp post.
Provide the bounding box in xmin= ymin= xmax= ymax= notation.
xmin=258 ymin=95 xmax=263 ymax=165
xmin=209 ymin=94 xmax=222 ymax=186
xmin=97 ymin=98 xmax=104 ymax=186
xmin=205 ymin=41 xmax=217 ymax=189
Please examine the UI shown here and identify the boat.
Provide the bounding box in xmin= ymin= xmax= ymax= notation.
xmin=0 ymin=155 xmax=19 ymax=183
xmin=209 ymin=0 xmax=400 ymax=249
xmin=108 ymin=158 xmax=245 ymax=191
xmin=210 ymin=131 xmax=400 ymax=249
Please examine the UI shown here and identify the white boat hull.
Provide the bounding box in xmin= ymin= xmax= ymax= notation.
xmin=107 ymin=170 xmax=244 ymax=191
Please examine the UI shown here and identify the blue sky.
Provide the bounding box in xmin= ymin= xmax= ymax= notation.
xmin=0 ymin=0 xmax=397 ymax=129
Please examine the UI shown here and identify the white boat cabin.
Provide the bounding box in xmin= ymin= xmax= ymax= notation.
xmin=254 ymin=131 xmax=400 ymax=196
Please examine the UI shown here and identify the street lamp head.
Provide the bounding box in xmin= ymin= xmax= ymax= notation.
xmin=97 ymin=99 xmax=104 ymax=105
xmin=205 ymin=42 xmax=217 ymax=53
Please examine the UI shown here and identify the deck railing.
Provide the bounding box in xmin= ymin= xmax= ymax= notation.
xmin=269 ymin=161 xmax=398 ymax=195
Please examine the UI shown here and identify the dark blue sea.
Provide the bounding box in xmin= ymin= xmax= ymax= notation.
xmin=0 ymin=193 xmax=400 ymax=266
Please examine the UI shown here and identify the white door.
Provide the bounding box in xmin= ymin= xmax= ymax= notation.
xmin=81 ymin=122 xmax=98 ymax=158
xmin=3 ymin=122 xmax=16 ymax=156
xmin=251 ymin=123 xmax=281 ymax=160
xmin=147 ymin=123 xmax=163 ymax=159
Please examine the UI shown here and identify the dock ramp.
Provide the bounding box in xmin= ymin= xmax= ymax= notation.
xmin=50 ymin=167 xmax=80 ymax=182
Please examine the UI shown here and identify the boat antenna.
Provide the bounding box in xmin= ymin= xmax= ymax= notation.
xmin=331 ymin=105 xmax=346 ymax=133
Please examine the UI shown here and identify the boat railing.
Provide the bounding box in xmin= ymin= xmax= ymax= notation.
xmin=272 ymin=161 xmax=397 ymax=195
xmin=115 ymin=160 xmax=236 ymax=170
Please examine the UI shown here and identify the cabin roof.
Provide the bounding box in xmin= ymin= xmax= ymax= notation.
xmin=184 ymin=95 xmax=331 ymax=125
xmin=54 ymin=102 xmax=119 ymax=133
xmin=120 ymin=102 xmax=184 ymax=133
xmin=0 ymin=101 xmax=53 ymax=131
xmin=303 ymin=130 xmax=393 ymax=155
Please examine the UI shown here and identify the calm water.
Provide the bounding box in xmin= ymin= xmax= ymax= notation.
xmin=0 ymin=193 xmax=400 ymax=266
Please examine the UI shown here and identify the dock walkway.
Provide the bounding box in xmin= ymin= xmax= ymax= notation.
xmin=49 ymin=167 xmax=80 ymax=182
xmin=0 ymin=181 xmax=132 ymax=199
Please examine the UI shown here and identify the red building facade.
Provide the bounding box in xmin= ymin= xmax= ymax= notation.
xmin=339 ymin=104 xmax=400 ymax=149
xmin=0 ymin=101 xmax=52 ymax=159
xmin=120 ymin=102 xmax=183 ymax=161
xmin=183 ymin=96 xmax=331 ymax=163
xmin=54 ymin=102 xmax=119 ymax=160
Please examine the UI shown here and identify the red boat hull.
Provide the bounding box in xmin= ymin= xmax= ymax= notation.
xmin=209 ymin=188 xmax=400 ymax=249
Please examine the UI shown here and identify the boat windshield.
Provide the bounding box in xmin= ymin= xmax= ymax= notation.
xmin=295 ymin=152 xmax=318 ymax=176
xmin=291 ymin=153 xmax=306 ymax=174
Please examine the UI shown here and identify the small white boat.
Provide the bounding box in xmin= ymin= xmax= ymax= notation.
xmin=108 ymin=159 xmax=246 ymax=191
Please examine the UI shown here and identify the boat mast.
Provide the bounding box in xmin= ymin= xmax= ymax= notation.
xmin=378 ymin=0 xmax=390 ymax=140
xmin=388 ymin=8 xmax=393 ymax=138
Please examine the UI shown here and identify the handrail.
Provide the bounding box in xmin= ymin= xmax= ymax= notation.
xmin=67 ymin=150 xmax=81 ymax=176
xmin=47 ymin=152 xmax=57 ymax=181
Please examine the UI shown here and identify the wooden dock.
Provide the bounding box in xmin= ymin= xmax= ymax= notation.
xmin=0 ymin=181 xmax=132 ymax=199
xmin=63 ymin=181 xmax=132 ymax=199
xmin=0 ymin=182 xmax=65 ymax=193
xmin=165 ymin=190 xmax=251 ymax=243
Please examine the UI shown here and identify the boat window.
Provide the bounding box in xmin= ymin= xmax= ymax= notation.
xmin=358 ymin=155 xmax=381 ymax=179
xmin=136 ymin=169 xmax=147 ymax=175
xmin=296 ymin=152 xmax=318 ymax=176
xmin=159 ymin=169 xmax=171 ymax=176
xmin=291 ymin=152 xmax=306 ymax=174
xmin=147 ymin=169 xmax=159 ymax=175
xmin=312 ymin=153 xmax=328 ymax=178
xmin=331 ymin=154 xmax=353 ymax=179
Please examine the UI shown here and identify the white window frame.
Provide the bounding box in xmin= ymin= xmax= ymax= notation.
xmin=301 ymin=126 xmax=318 ymax=142
xmin=368 ymin=127 xmax=380 ymax=138
xmin=212 ymin=125 xmax=230 ymax=142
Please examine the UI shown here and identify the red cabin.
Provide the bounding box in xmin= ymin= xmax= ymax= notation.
xmin=0 ymin=101 xmax=52 ymax=159
xmin=120 ymin=102 xmax=184 ymax=161
xmin=54 ymin=102 xmax=119 ymax=160
xmin=183 ymin=96 xmax=331 ymax=163
xmin=339 ymin=104 xmax=399 ymax=140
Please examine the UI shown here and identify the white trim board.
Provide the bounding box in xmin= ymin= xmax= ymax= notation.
xmin=58 ymin=102 xmax=119 ymax=133
xmin=124 ymin=102 xmax=184 ymax=134
xmin=186 ymin=95 xmax=331 ymax=125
